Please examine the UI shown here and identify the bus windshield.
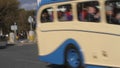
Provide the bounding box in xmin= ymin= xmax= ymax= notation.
xmin=105 ymin=0 xmax=120 ymax=25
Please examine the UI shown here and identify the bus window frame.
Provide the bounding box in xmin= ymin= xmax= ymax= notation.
xmin=38 ymin=0 xmax=109 ymax=24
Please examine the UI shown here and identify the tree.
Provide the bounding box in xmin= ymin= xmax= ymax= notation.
xmin=0 ymin=0 xmax=36 ymax=34
xmin=0 ymin=0 xmax=20 ymax=34
xmin=17 ymin=9 xmax=35 ymax=33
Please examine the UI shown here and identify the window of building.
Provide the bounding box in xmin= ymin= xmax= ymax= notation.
xmin=41 ymin=7 xmax=54 ymax=23
xmin=57 ymin=4 xmax=73 ymax=21
xmin=77 ymin=1 xmax=100 ymax=22
xmin=105 ymin=0 xmax=120 ymax=25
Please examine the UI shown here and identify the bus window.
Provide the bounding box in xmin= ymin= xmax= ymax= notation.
xmin=57 ymin=4 xmax=73 ymax=21
xmin=105 ymin=0 xmax=120 ymax=25
xmin=77 ymin=1 xmax=100 ymax=22
xmin=41 ymin=7 xmax=54 ymax=23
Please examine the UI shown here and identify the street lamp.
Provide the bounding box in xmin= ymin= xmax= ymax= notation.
xmin=28 ymin=16 xmax=35 ymax=42
xmin=10 ymin=22 xmax=17 ymax=43
xmin=13 ymin=22 xmax=17 ymax=42
xmin=28 ymin=16 xmax=33 ymax=30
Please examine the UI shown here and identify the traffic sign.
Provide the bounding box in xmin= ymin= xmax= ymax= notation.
xmin=28 ymin=16 xmax=33 ymax=23
xmin=11 ymin=25 xmax=17 ymax=31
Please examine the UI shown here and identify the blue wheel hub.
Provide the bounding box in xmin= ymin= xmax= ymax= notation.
xmin=67 ymin=49 xmax=80 ymax=68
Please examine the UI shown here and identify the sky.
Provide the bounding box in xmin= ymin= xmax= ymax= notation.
xmin=18 ymin=0 xmax=37 ymax=10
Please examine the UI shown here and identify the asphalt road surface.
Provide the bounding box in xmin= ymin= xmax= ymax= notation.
xmin=0 ymin=43 xmax=63 ymax=68
xmin=0 ymin=43 xmax=111 ymax=68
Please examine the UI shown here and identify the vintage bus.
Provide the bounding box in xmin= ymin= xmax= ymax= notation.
xmin=36 ymin=0 xmax=120 ymax=68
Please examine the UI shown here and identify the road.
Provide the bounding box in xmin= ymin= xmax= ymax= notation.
xmin=0 ymin=43 xmax=63 ymax=68
xmin=0 ymin=43 xmax=110 ymax=68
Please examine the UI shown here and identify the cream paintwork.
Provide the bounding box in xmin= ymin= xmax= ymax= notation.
xmin=36 ymin=0 xmax=120 ymax=67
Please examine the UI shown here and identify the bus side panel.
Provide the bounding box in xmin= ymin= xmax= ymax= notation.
xmin=36 ymin=23 xmax=120 ymax=67
xmin=38 ymin=39 xmax=84 ymax=65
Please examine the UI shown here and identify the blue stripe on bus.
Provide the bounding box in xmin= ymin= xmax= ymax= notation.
xmin=39 ymin=39 xmax=84 ymax=65
xmin=38 ymin=0 xmax=69 ymax=7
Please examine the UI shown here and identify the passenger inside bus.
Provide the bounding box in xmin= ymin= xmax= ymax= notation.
xmin=41 ymin=12 xmax=49 ymax=22
xmin=65 ymin=9 xmax=73 ymax=21
xmin=85 ymin=6 xmax=100 ymax=22
xmin=78 ymin=9 xmax=87 ymax=21
xmin=105 ymin=4 xmax=115 ymax=24
xmin=114 ymin=13 xmax=120 ymax=24
xmin=77 ymin=1 xmax=100 ymax=22
xmin=58 ymin=11 xmax=67 ymax=21
xmin=105 ymin=0 xmax=120 ymax=25
xmin=41 ymin=8 xmax=53 ymax=23
xmin=58 ymin=4 xmax=73 ymax=21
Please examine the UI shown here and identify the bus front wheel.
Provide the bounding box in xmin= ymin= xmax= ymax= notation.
xmin=64 ymin=45 xmax=84 ymax=68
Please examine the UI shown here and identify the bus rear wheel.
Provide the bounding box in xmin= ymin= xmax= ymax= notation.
xmin=65 ymin=45 xmax=84 ymax=68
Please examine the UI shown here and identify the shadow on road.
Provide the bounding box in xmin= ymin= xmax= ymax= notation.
xmin=0 ymin=46 xmax=7 ymax=49
xmin=0 ymin=44 xmax=14 ymax=49
xmin=47 ymin=64 xmax=64 ymax=68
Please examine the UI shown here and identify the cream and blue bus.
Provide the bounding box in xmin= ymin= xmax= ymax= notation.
xmin=36 ymin=0 xmax=120 ymax=68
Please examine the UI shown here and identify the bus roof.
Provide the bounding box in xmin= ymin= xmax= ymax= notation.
xmin=37 ymin=0 xmax=116 ymax=7
xmin=37 ymin=0 xmax=76 ymax=7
